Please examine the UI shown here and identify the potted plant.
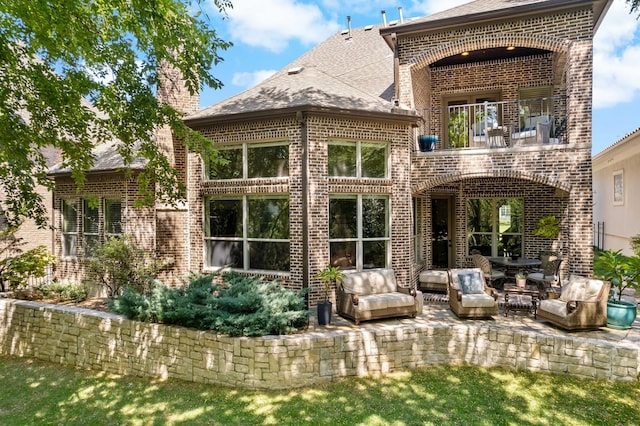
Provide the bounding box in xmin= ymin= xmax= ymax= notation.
xmin=316 ymin=265 xmax=345 ymax=326
xmin=515 ymin=272 xmax=527 ymax=288
xmin=593 ymin=249 xmax=639 ymax=330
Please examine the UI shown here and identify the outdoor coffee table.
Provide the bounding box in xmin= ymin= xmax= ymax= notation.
xmin=503 ymin=284 xmax=540 ymax=318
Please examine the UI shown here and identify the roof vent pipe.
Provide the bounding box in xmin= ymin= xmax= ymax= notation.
xmin=347 ymin=15 xmax=352 ymax=39
xmin=381 ymin=10 xmax=387 ymax=27
xmin=398 ymin=7 xmax=404 ymax=23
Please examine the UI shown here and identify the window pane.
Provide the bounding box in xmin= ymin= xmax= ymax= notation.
xmin=208 ymin=199 xmax=242 ymax=237
xmin=247 ymin=198 xmax=289 ymax=239
xmin=62 ymin=200 xmax=78 ymax=232
xmin=83 ymin=200 xmax=99 ymax=234
xmin=249 ymin=241 xmax=290 ymax=271
xmin=467 ymin=199 xmax=493 ymax=232
xmin=361 ymin=143 xmax=386 ymax=178
xmin=363 ymin=240 xmax=387 ymax=269
xmin=329 ymin=198 xmax=357 ymax=238
xmin=363 ymin=197 xmax=388 ymax=238
xmin=105 ymin=200 xmax=122 ymax=234
xmin=328 ymin=144 xmax=356 ymax=177
xmin=499 ymin=235 xmax=522 ymax=258
xmin=468 ymin=234 xmax=492 ymax=256
xmin=206 ymin=240 xmax=243 ymax=268
xmin=330 ymin=241 xmax=356 ymax=269
xmin=84 ymin=235 xmax=100 ymax=257
xmin=498 ymin=198 xmax=523 ymax=233
xmin=209 ymin=148 xmax=242 ymax=179
xmin=62 ymin=234 xmax=78 ymax=257
xmin=248 ymin=144 xmax=289 ymax=178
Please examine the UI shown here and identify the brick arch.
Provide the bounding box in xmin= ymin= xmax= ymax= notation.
xmin=411 ymin=169 xmax=571 ymax=194
xmin=411 ymin=34 xmax=570 ymax=70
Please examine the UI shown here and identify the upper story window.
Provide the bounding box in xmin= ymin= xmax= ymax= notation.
xmin=207 ymin=142 xmax=289 ymax=180
xmin=467 ymin=198 xmax=523 ymax=258
xmin=61 ymin=198 xmax=122 ymax=258
xmin=328 ymin=141 xmax=388 ymax=178
xmin=205 ymin=195 xmax=290 ymax=272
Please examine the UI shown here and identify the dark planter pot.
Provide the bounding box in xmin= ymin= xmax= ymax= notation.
xmin=607 ymin=300 xmax=637 ymax=330
xmin=418 ymin=135 xmax=438 ymax=152
xmin=317 ymin=301 xmax=332 ymax=326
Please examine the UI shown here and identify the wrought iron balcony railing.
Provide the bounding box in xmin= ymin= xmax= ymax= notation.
xmin=417 ymin=96 xmax=568 ymax=152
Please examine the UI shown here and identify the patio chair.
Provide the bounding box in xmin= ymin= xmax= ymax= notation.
xmin=472 ymin=254 xmax=506 ymax=289
xmin=537 ymin=276 xmax=610 ymax=331
xmin=527 ymin=258 xmax=563 ymax=298
xmin=448 ymin=268 xmax=499 ymax=318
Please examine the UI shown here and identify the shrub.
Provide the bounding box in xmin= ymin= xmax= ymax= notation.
xmin=0 ymin=227 xmax=55 ymax=291
xmin=86 ymin=235 xmax=161 ymax=297
xmin=36 ymin=281 xmax=89 ymax=303
xmin=109 ymin=272 xmax=309 ymax=336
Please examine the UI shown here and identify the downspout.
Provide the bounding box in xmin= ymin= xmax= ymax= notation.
xmin=392 ymin=33 xmax=400 ymax=105
xmin=297 ymin=111 xmax=309 ymax=297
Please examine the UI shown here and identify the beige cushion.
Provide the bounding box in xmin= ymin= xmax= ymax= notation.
xmin=538 ymin=299 xmax=567 ymax=317
xmin=342 ymin=269 xmax=397 ymax=295
xmin=461 ymin=293 xmax=496 ymax=308
xmin=419 ymin=270 xmax=448 ymax=284
xmin=559 ymin=280 xmax=585 ymax=302
xmin=357 ymin=293 xmax=415 ymax=311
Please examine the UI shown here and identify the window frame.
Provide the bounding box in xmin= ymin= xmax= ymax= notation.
xmin=204 ymin=195 xmax=290 ymax=272
xmin=61 ymin=199 xmax=79 ymax=258
xmin=328 ymin=140 xmax=389 ymax=179
xmin=466 ymin=198 xmax=524 ymax=258
xmin=206 ymin=141 xmax=289 ymax=180
xmin=329 ymin=194 xmax=391 ymax=271
xmin=613 ymin=169 xmax=624 ymax=206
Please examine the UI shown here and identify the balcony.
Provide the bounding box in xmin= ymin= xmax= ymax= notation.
xmin=417 ymin=97 xmax=568 ymax=152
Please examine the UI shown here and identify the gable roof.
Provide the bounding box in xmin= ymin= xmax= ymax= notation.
xmin=185 ymin=23 xmax=405 ymax=125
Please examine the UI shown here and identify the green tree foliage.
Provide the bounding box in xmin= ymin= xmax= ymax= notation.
xmin=0 ymin=0 xmax=233 ymax=228
xmin=629 ymin=0 xmax=640 ymax=17
xmin=0 ymin=227 xmax=55 ymax=291
xmin=110 ymin=272 xmax=310 ymax=336
xmin=86 ymin=235 xmax=162 ymax=297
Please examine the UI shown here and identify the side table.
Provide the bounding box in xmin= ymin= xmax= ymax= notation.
xmin=503 ymin=284 xmax=539 ymax=318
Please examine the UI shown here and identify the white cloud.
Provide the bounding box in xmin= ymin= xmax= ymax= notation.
xmin=232 ymin=69 xmax=278 ymax=88
xmin=593 ymin=1 xmax=640 ymax=109
xmin=225 ymin=0 xmax=341 ymax=52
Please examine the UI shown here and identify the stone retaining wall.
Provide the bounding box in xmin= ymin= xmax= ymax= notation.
xmin=0 ymin=299 xmax=637 ymax=388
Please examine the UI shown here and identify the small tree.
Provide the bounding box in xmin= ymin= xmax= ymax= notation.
xmin=0 ymin=227 xmax=54 ymax=291
xmin=594 ymin=249 xmax=640 ymax=302
xmin=86 ymin=235 xmax=161 ymax=297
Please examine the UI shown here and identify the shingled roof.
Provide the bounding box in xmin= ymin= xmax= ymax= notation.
xmin=185 ymin=22 xmax=398 ymax=124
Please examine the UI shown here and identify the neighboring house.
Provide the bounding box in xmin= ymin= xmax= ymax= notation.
xmin=593 ymin=127 xmax=640 ymax=255
xmin=48 ymin=0 xmax=612 ymax=305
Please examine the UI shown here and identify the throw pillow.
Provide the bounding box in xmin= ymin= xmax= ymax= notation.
xmin=458 ymin=272 xmax=484 ymax=294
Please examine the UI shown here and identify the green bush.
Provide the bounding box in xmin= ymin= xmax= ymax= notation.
xmin=1 ymin=227 xmax=55 ymax=291
xmin=86 ymin=235 xmax=161 ymax=297
xmin=37 ymin=281 xmax=89 ymax=302
xmin=109 ymin=272 xmax=309 ymax=336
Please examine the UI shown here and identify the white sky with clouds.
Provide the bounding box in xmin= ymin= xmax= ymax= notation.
xmin=202 ymin=0 xmax=640 ymax=154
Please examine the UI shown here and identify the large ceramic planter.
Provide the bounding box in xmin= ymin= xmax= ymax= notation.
xmin=607 ymin=300 xmax=637 ymax=330
xmin=317 ymin=301 xmax=332 ymax=326
xmin=418 ymin=135 xmax=437 ymax=152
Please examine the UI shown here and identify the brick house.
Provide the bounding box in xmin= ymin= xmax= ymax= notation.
xmin=49 ymin=0 xmax=612 ymax=305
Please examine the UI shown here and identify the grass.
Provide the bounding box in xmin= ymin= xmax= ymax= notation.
xmin=1 ymin=356 xmax=639 ymax=425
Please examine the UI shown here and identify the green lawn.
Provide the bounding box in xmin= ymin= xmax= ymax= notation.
xmin=1 ymin=356 xmax=638 ymax=425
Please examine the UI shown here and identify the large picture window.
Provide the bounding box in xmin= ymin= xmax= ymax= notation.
xmin=328 ymin=141 xmax=388 ymax=178
xmin=207 ymin=142 xmax=289 ymax=180
xmin=205 ymin=196 xmax=290 ymax=272
xmin=329 ymin=195 xmax=389 ymax=270
xmin=467 ymin=198 xmax=523 ymax=257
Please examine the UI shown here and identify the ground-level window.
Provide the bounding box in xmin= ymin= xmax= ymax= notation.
xmin=205 ymin=196 xmax=290 ymax=272
xmin=467 ymin=198 xmax=523 ymax=257
xmin=329 ymin=195 xmax=390 ymax=270
xmin=62 ymin=198 xmax=122 ymax=258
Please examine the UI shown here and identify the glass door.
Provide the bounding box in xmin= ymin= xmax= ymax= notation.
xmin=431 ymin=196 xmax=453 ymax=269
